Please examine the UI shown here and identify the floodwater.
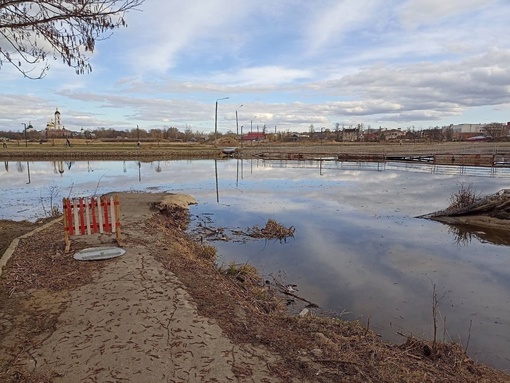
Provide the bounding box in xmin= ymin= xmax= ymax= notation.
xmin=1 ymin=159 xmax=510 ymax=371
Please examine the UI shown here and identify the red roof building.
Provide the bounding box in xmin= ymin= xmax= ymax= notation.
xmin=242 ymin=132 xmax=265 ymax=141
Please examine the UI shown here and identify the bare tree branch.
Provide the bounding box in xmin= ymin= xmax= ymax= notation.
xmin=0 ymin=0 xmax=144 ymax=79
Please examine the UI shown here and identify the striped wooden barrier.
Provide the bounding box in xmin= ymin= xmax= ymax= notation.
xmin=63 ymin=195 xmax=121 ymax=253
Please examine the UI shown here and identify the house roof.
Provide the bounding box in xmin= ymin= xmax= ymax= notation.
xmin=242 ymin=132 xmax=265 ymax=140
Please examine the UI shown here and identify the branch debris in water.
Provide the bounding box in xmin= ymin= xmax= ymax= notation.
xmin=195 ymin=218 xmax=295 ymax=242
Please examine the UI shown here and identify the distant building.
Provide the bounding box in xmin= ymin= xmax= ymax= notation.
xmin=380 ymin=128 xmax=405 ymax=141
xmin=45 ymin=108 xmax=70 ymax=138
xmin=242 ymin=132 xmax=265 ymax=141
xmin=449 ymin=124 xmax=486 ymax=141
xmin=46 ymin=108 xmax=62 ymax=130
xmin=342 ymin=128 xmax=360 ymax=141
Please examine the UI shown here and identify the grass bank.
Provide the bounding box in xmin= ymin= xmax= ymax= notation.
xmin=1 ymin=139 xmax=510 ymax=160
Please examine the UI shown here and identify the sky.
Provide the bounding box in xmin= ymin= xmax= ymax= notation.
xmin=1 ymin=0 xmax=510 ymax=134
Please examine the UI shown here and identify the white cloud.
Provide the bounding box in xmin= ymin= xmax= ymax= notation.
xmin=304 ymin=0 xmax=382 ymax=53
xmin=397 ymin=0 xmax=496 ymax=29
xmin=314 ymin=48 xmax=510 ymax=122
xmin=124 ymin=0 xmax=252 ymax=73
xmin=213 ymin=66 xmax=313 ymax=86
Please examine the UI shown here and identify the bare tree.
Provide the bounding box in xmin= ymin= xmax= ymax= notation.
xmin=442 ymin=125 xmax=454 ymax=141
xmin=0 ymin=0 xmax=144 ymax=79
xmin=483 ymin=122 xmax=507 ymax=139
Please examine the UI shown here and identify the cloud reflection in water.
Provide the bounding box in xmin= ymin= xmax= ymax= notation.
xmin=1 ymin=159 xmax=509 ymax=370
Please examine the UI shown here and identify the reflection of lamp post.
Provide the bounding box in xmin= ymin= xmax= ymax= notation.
xmin=26 ymin=161 xmax=31 ymax=184
xmin=214 ymin=159 xmax=219 ymax=203
xmin=214 ymin=97 xmax=229 ymax=144
xmin=235 ymin=104 xmax=243 ymax=138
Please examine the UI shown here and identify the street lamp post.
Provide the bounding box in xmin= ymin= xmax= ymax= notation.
xmin=214 ymin=97 xmax=229 ymax=145
xmin=22 ymin=123 xmax=27 ymax=147
xmin=22 ymin=122 xmax=33 ymax=147
xmin=250 ymin=116 xmax=257 ymax=133
xmin=235 ymin=104 xmax=243 ymax=139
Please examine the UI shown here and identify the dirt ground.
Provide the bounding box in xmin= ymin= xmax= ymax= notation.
xmin=0 ymin=219 xmax=56 ymax=259
xmin=1 ymin=192 xmax=510 ymax=382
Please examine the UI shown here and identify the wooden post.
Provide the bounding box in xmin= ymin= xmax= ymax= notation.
xmin=63 ymin=197 xmax=71 ymax=253
xmin=115 ymin=194 xmax=122 ymax=246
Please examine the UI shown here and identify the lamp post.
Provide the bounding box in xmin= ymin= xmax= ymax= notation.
xmin=250 ymin=116 xmax=257 ymax=133
xmin=214 ymin=97 xmax=229 ymax=145
xmin=22 ymin=123 xmax=27 ymax=147
xmin=22 ymin=122 xmax=33 ymax=147
xmin=235 ymin=104 xmax=243 ymax=139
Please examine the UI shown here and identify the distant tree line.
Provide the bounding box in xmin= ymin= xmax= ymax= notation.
xmin=2 ymin=122 xmax=508 ymax=143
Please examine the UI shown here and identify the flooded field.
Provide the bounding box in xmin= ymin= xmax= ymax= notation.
xmin=1 ymin=159 xmax=509 ymax=371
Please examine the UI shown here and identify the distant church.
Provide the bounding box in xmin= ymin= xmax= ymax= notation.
xmin=45 ymin=109 xmax=69 ymax=138
xmin=46 ymin=108 xmax=62 ymax=130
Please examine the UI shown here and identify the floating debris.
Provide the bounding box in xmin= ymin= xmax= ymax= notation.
xmin=193 ymin=217 xmax=295 ymax=243
xmin=245 ymin=219 xmax=295 ymax=241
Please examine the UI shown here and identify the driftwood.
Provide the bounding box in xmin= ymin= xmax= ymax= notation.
xmin=418 ymin=189 xmax=510 ymax=220
xmin=270 ymin=274 xmax=319 ymax=308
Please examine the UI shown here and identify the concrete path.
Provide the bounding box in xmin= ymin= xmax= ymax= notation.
xmin=18 ymin=193 xmax=281 ymax=382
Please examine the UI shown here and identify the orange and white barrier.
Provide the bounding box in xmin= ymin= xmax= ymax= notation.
xmin=63 ymin=195 xmax=121 ymax=253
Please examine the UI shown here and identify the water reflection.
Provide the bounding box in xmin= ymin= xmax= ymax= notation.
xmin=57 ymin=161 xmax=64 ymax=176
xmin=444 ymin=222 xmax=510 ymax=247
xmin=26 ymin=161 xmax=31 ymax=184
xmin=265 ymin=159 xmax=510 ymax=178
xmin=215 ymin=159 xmax=219 ymax=203
xmin=1 ymin=159 xmax=509 ymax=371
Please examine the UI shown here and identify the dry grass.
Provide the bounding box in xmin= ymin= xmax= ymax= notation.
xmin=0 ymin=223 xmax=108 ymax=383
xmin=0 ymin=218 xmax=55 ymax=260
xmin=1 ymin=222 xmax=106 ymax=293
xmin=2 ymin=140 xmax=510 ymax=161
xmin=447 ymin=183 xmax=480 ymax=213
xmin=246 ymin=219 xmax=295 ymax=241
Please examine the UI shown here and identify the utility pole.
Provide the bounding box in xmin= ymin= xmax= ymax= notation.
xmin=215 ymin=97 xmax=229 ymax=145
xmin=236 ymin=104 xmax=243 ymax=139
